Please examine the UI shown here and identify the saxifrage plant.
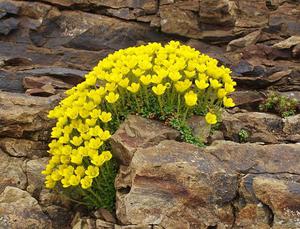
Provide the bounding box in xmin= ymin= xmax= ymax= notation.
xmin=42 ymin=41 xmax=236 ymax=211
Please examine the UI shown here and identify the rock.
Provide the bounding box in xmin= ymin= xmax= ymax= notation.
xmin=19 ymin=67 xmax=86 ymax=85
xmin=0 ymin=1 xmax=20 ymax=17
xmin=273 ymin=36 xmax=300 ymax=49
xmin=0 ymin=186 xmax=52 ymax=229
xmin=23 ymin=76 xmax=73 ymax=90
xmin=26 ymin=157 xmax=49 ymax=196
xmin=0 ymin=17 xmax=19 ymax=35
xmin=159 ymin=5 xmax=201 ymax=39
xmin=229 ymin=90 xmax=265 ymax=109
xmin=253 ymin=177 xmax=300 ymax=228
xmin=0 ymin=138 xmax=48 ymax=158
xmin=283 ymin=114 xmax=300 ymax=142
xmin=187 ymin=115 xmax=211 ymax=143
xmin=110 ymin=115 xmax=180 ymax=165
xmin=0 ymin=149 xmax=26 ymax=192
xmin=234 ymin=0 xmax=269 ymax=33
xmin=116 ymin=140 xmax=237 ymax=228
xmin=235 ymin=203 xmax=272 ymax=229
xmin=205 ymin=141 xmax=300 ymax=175
xmin=269 ymin=3 xmax=300 ymax=36
xmin=221 ymin=111 xmax=283 ymax=143
xmin=227 ymin=30 xmax=261 ymax=52
xmin=43 ymin=205 xmax=73 ymax=229
xmin=0 ymin=91 xmax=59 ymax=140
xmin=199 ymin=0 xmax=236 ymax=26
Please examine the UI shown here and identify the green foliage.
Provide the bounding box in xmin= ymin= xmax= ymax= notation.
xmin=238 ymin=129 xmax=249 ymax=143
xmin=259 ymin=91 xmax=298 ymax=117
xmin=170 ymin=118 xmax=205 ymax=147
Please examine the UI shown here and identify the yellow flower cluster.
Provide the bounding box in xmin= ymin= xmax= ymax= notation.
xmin=43 ymin=41 xmax=236 ymax=191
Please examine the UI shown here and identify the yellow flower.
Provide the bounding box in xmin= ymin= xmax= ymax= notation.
xmin=132 ymin=68 xmax=144 ymax=77
xmin=105 ymin=92 xmax=119 ymax=104
xmin=101 ymin=151 xmax=112 ymax=161
xmin=223 ymin=97 xmax=235 ymax=107
xmin=168 ymin=71 xmax=182 ymax=81
xmin=105 ymin=82 xmax=118 ymax=92
xmin=205 ymin=112 xmax=217 ymax=124
xmin=70 ymin=136 xmax=83 ymax=146
xmin=152 ymin=84 xmax=167 ymax=96
xmin=99 ymin=112 xmax=112 ymax=123
xmin=118 ymin=78 xmax=129 ymax=88
xmin=151 ymin=75 xmax=163 ymax=84
xmin=45 ymin=176 xmax=56 ymax=189
xmin=175 ymin=79 xmax=192 ymax=93
xmin=217 ymin=88 xmax=227 ymax=99
xmin=195 ymin=80 xmax=209 ymax=90
xmin=184 ymin=90 xmax=198 ymax=107
xmin=99 ymin=130 xmax=111 ymax=141
xmin=225 ymin=83 xmax=235 ymax=93
xmin=209 ymin=79 xmax=222 ymax=89
xmin=51 ymin=170 xmax=62 ymax=181
xmin=88 ymin=138 xmax=103 ymax=149
xmin=67 ymin=108 xmax=78 ymax=119
xmin=140 ymin=75 xmax=152 ymax=85
xmin=61 ymin=178 xmax=71 ymax=188
xmin=62 ymin=165 xmax=74 ymax=178
xmin=75 ymin=166 xmax=85 ymax=177
xmin=69 ymin=175 xmax=81 ymax=186
xmin=70 ymin=153 xmax=83 ymax=165
xmin=85 ymin=165 xmax=99 ymax=178
xmin=80 ymin=176 xmax=93 ymax=189
xmin=91 ymin=155 xmax=105 ymax=167
xmin=184 ymin=70 xmax=195 ymax=78
xmin=127 ymin=83 xmax=140 ymax=93
xmin=84 ymin=101 xmax=96 ymax=111
xmin=90 ymin=109 xmax=101 ymax=119
xmin=60 ymin=155 xmax=70 ymax=164
xmin=86 ymin=118 xmax=97 ymax=126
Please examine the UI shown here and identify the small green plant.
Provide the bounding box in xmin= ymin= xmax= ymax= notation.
xmin=238 ymin=129 xmax=249 ymax=143
xmin=259 ymin=91 xmax=298 ymax=117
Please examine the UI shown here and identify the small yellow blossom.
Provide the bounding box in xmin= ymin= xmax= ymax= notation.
xmin=223 ymin=97 xmax=235 ymax=107
xmin=205 ymin=112 xmax=217 ymax=124
xmin=152 ymin=84 xmax=167 ymax=96
xmin=184 ymin=90 xmax=198 ymax=107
xmin=127 ymin=83 xmax=140 ymax=93
xmin=80 ymin=176 xmax=93 ymax=189
xmin=105 ymin=92 xmax=119 ymax=104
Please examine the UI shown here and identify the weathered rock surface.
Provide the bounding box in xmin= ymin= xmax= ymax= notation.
xmin=0 ymin=91 xmax=59 ymax=140
xmin=110 ymin=115 xmax=180 ymax=165
xmin=0 ymin=186 xmax=52 ymax=229
xmin=0 ymin=137 xmax=48 ymax=158
xmin=0 ymin=149 xmax=26 ymax=192
xmin=116 ymin=140 xmax=300 ymax=228
xmin=116 ymin=140 xmax=237 ymax=228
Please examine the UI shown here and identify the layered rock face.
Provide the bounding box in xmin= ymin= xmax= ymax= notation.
xmin=0 ymin=0 xmax=300 ymax=229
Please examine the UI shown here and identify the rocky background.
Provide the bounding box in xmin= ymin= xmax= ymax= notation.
xmin=0 ymin=0 xmax=300 ymax=228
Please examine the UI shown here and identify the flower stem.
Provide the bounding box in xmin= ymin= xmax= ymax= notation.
xmin=183 ymin=107 xmax=189 ymax=121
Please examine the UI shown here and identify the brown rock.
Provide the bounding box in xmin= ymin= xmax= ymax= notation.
xmin=227 ymin=30 xmax=261 ymax=51
xmin=273 ymin=36 xmax=300 ymax=49
xmin=269 ymin=3 xmax=300 ymax=36
xmin=26 ymin=157 xmax=49 ymax=195
xmin=0 ymin=149 xmax=27 ymax=192
xmin=234 ymin=0 xmax=269 ymax=33
xmin=0 ymin=91 xmax=59 ymax=140
xmin=199 ymin=0 xmax=236 ymax=25
xmin=23 ymin=76 xmax=73 ymax=90
xmin=43 ymin=205 xmax=73 ymax=229
xmin=0 ymin=17 xmax=19 ymax=35
xmin=292 ymin=44 xmax=300 ymax=58
xmin=235 ymin=203 xmax=271 ymax=229
xmin=0 ymin=186 xmax=52 ymax=229
xmin=110 ymin=115 xmax=179 ymax=165
xmin=159 ymin=5 xmax=201 ymax=39
xmin=206 ymin=141 xmax=300 ymax=174
xmin=116 ymin=140 xmax=237 ymax=227
xmin=230 ymin=90 xmax=265 ymax=109
xmin=253 ymin=177 xmax=300 ymax=228
xmin=283 ymin=114 xmax=300 ymax=142
xmin=221 ymin=111 xmax=283 ymax=143
xmin=0 ymin=138 xmax=48 ymax=158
